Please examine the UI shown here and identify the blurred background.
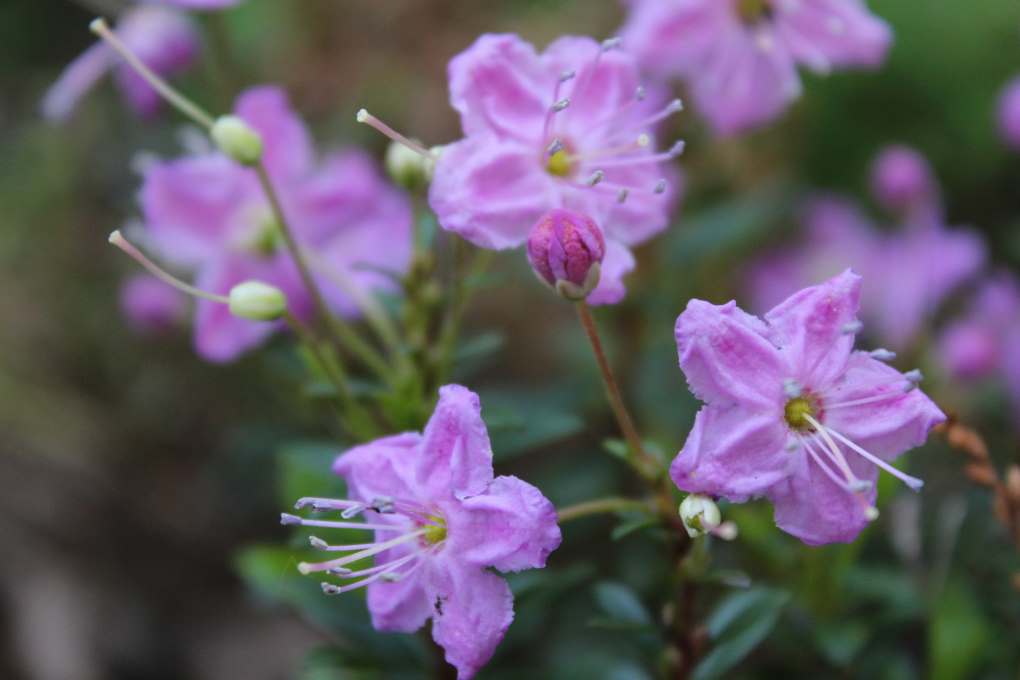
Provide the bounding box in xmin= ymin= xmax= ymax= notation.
xmin=1 ymin=0 xmax=1019 ymax=678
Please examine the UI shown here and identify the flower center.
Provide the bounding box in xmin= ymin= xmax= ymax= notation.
xmin=422 ymin=514 xmax=447 ymax=545
xmin=546 ymin=148 xmax=574 ymax=178
xmin=784 ymin=396 xmax=818 ymax=431
xmin=736 ymin=0 xmax=772 ymax=24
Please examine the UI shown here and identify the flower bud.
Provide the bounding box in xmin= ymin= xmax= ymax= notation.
xmin=527 ymin=209 xmax=605 ymax=301
xmin=869 ymin=145 xmax=934 ymax=212
xmin=385 ymin=141 xmax=435 ymax=190
xmin=228 ymin=281 xmax=286 ymax=321
xmin=679 ymin=494 xmax=721 ymax=538
xmin=997 ymin=76 xmax=1020 ymax=151
xmin=211 ymin=115 xmax=263 ymax=166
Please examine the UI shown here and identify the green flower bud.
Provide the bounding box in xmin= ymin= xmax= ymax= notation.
xmin=679 ymin=494 xmax=721 ymax=538
xmin=211 ymin=115 xmax=263 ymax=166
xmin=228 ymin=281 xmax=287 ymax=321
xmin=385 ymin=140 xmax=437 ymax=190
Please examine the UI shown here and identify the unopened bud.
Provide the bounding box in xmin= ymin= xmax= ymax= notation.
xmin=870 ymin=145 xmax=934 ymax=212
xmin=527 ymin=209 xmax=605 ymax=301
xmin=211 ymin=115 xmax=263 ymax=166
xmin=679 ymin=495 xmax=721 ymax=538
xmin=228 ymin=281 xmax=286 ymax=321
xmin=385 ymin=140 xmax=434 ymax=190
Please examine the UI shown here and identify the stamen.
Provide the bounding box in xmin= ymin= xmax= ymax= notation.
xmin=279 ymin=513 xmax=406 ymax=532
xmin=809 ymin=417 xmax=925 ymax=491
xmin=799 ymin=435 xmax=857 ymax=492
xmin=355 ymin=109 xmax=434 ymax=158
xmin=601 ymin=37 xmax=623 ymax=51
xmin=869 ymin=348 xmax=896 ymax=361
xmin=89 ymin=18 xmax=216 ymax=129
xmin=593 ymin=140 xmax=685 ymax=169
xmin=109 ymin=231 xmax=228 ymax=304
xmin=320 ymin=558 xmax=424 ymax=595
xmin=307 ymin=536 xmax=380 ymax=552
xmin=567 ymin=135 xmax=650 ymax=164
xmin=841 ymin=320 xmax=863 ymax=334
xmin=298 ymin=528 xmax=427 ymax=574
xmin=628 ymin=98 xmax=685 ymax=132
xmin=616 ymin=189 xmax=629 ymax=204
xmin=552 ymin=98 xmax=571 ymax=112
xmin=783 ymin=379 xmax=803 ymax=398
xmin=586 ymin=170 xmax=605 ymax=186
xmin=824 ymin=371 xmax=924 ymax=409
xmin=328 ymin=551 xmax=419 ymax=580
xmin=653 ymin=179 xmax=667 ymax=194
xmin=547 ymin=139 xmax=565 ymax=156
xmin=294 ymin=497 xmax=363 ymax=512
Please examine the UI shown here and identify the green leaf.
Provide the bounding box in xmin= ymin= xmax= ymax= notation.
xmin=480 ymin=388 xmax=584 ymax=460
xmin=276 ymin=441 xmax=342 ymax=509
xmin=611 ymin=516 xmax=661 ymax=542
xmin=929 ymin=580 xmax=990 ymax=680
xmin=593 ymin=581 xmax=653 ymax=626
xmin=693 ymin=588 xmax=790 ymax=680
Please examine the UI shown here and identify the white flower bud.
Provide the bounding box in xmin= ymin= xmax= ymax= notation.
xmin=211 ymin=115 xmax=263 ymax=166
xmin=385 ymin=140 xmax=435 ymax=190
xmin=679 ymin=494 xmax=722 ymax=538
xmin=228 ymin=281 xmax=286 ymax=321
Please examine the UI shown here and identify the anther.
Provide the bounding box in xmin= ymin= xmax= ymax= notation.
xmin=321 ymin=582 xmax=341 ymax=596
xmin=636 ymin=133 xmax=651 ymax=147
xmin=783 ymin=378 xmax=803 ymax=398
xmin=559 ymin=70 xmax=576 ymax=82
xmin=340 ymin=505 xmax=365 ymax=519
xmin=653 ymin=179 xmax=667 ymax=194
xmin=355 ymin=108 xmax=434 ymax=158
xmin=870 ymin=348 xmax=896 ymax=361
xmin=328 ymin=566 xmax=353 ymax=576
xmin=902 ymin=369 xmax=922 ymax=390
xmin=308 ymin=536 xmax=329 ymax=550
xmin=547 ymin=139 xmax=565 ymax=156
xmin=552 ymin=98 xmax=570 ymax=112
xmin=864 ymin=506 xmax=880 ymax=521
xmin=616 ymin=189 xmax=630 ymax=204
xmin=635 ymin=86 xmax=647 ymax=101
xmin=601 ymin=37 xmax=623 ymax=51
xmin=586 ymin=170 xmax=605 ymax=186
xmin=841 ymin=320 xmax=863 ymax=334
xmin=370 ymin=497 xmax=395 ymax=513
xmin=280 ymin=513 xmax=302 ymax=525
xmin=381 ymin=572 xmax=402 ymax=583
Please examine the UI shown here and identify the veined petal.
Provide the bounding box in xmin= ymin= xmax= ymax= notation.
xmin=770 ymin=443 xmax=876 ymax=545
xmin=332 ymin=432 xmax=424 ymax=505
xmin=670 ymin=404 xmax=790 ymax=502
xmin=429 ymin=136 xmax=557 ymax=249
xmin=448 ymin=33 xmax=551 ymax=142
xmin=765 ymin=269 xmax=862 ymax=390
xmin=675 ymin=299 xmax=787 ymax=408
xmin=366 ymin=568 xmax=431 ymax=633
xmin=453 ymin=475 xmax=561 ymax=572
xmin=234 ymin=86 xmax=314 ymax=183
xmin=417 ymin=385 xmax=495 ymax=500
xmin=586 ymin=240 xmax=635 ymax=306
xmin=427 ymin=558 xmax=514 ymax=680
xmin=823 ymin=352 xmax=945 ymax=461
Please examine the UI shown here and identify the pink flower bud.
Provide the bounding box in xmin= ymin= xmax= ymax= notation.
xmin=527 ymin=209 xmax=605 ymax=300
xmin=870 ymin=145 xmax=935 ymax=212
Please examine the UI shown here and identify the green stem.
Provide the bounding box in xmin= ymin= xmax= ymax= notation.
xmin=557 ymin=497 xmax=652 ymax=524
xmin=437 ymin=244 xmax=491 ymax=382
xmin=574 ymin=301 xmax=659 ymax=477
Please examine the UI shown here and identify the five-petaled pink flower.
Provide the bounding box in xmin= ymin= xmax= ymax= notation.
xmin=137 ymin=85 xmax=413 ymax=362
xmin=429 ymin=33 xmax=682 ymax=305
xmin=671 ymin=270 xmax=945 ymax=545
xmin=619 ymin=0 xmax=892 ymax=134
xmin=282 ymin=385 xmax=562 ymax=679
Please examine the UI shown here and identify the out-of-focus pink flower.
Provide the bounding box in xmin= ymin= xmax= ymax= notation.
xmin=42 ymin=6 xmax=199 ymax=121
xmin=150 ymin=0 xmax=242 ymax=8
xmin=672 ymin=270 xmax=944 ymax=545
xmin=937 ymin=273 xmax=1020 ymax=423
xmin=119 ymin=273 xmax=188 ymax=334
xmin=619 ymin=0 xmax=892 ymax=134
xmin=283 ymin=385 xmax=562 ymax=679
xmin=869 ymin=145 xmax=938 ymax=218
xmin=429 ymin=33 xmax=682 ymax=305
xmin=745 ymin=147 xmax=985 ymax=350
xmin=139 ymin=86 xmax=413 ymax=362
xmin=996 ymin=76 xmax=1020 ymax=150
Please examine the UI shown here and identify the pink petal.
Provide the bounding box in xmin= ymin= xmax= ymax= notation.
xmin=234 ymin=86 xmax=314 ymax=183
xmin=776 ymin=0 xmax=892 ymax=73
xmin=453 ymin=475 xmax=561 ymax=572
xmin=822 ymin=352 xmax=945 ymax=461
xmin=417 ymin=385 xmax=495 ymax=500
xmin=670 ymin=404 xmax=791 ymax=502
xmin=366 ymin=568 xmax=431 ymax=633
xmin=618 ymin=0 xmax=730 ymax=80
xmin=332 ymin=432 xmax=424 ymax=505
xmin=448 ymin=33 xmax=551 ymax=142
xmin=428 ymin=136 xmax=557 ymax=249
xmin=675 ymin=299 xmax=788 ymax=409
xmin=764 ymin=269 xmax=862 ymax=390
xmin=41 ymin=43 xmax=113 ymax=122
xmin=427 ymin=558 xmax=514 ymax=680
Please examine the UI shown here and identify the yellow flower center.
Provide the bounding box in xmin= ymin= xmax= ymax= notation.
xmin=422 ymin=514 xmax=447 ymax=545
xmin=784 ymin=396 xmax=818 ymax=431
xmin=546 ymin=149 xmax=574 ymax=177
xmin=736 ymin=0 xmax=772 ymax=24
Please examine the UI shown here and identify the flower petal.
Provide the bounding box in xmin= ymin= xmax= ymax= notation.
xmin=428 ymin=558 xmax=514 ymax=680
xmin=234 ymin=86 xmax=314 ymax=182
xmin=332 ymin=432 xmax=424 ymax=505
xmin=586 ymin=239 xmax=635 ymax=306
xmin=764 ymin=269 xmax=862 ymax=390
xmin=366 ymin=569 xmax=431 ymax=634
xmin=618 ymin=0 xmax=731 ymax=80
xmin=448 ymin=33 xmax=550 ymax=142
xmin=822 ymin=352 xmax=945 ymax=461
xmin=776 ymin=0 xmax=892 ymax=73
xmin=453 ymin=475 xmax=562 ymax=572
xmin=417 ymin=385 xmax=495 ymax=500
xmin=675 ymin=299 xmax=787 ymax=408
xmin=769 ymin=444 xmax=876 ymax=545
xmin=429 ymin=136 xmax=557 ymax=249
xmin=670 ymin=404 xmax=790 ymax=502
xmin=41 ymin=43 xmax=113 ymax=122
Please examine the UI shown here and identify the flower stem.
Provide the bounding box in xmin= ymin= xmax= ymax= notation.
xmin=557 ymin=497 xmax=651 ymax=524
xmin=254 ymin=163 xmax=391 ymax=381
xmin=574 ymin=301 xmax=658 ymax=476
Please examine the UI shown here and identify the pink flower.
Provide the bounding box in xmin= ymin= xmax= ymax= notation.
xmin=937 ymin=273 xmax=1020 ymax=423
xmin=619 ymin=0 xmax=892 ymax=134
xmin=119 ymin=274 xmax=188 ymax=334
xmin=869 ymin=145 xmax=938 ymax=219
xmin=997 ymin=76 xmax=1020 ymax=150
xmin=672 ymin=271 xmax=945 ymax=545
xmin=429 ymin=33 xmax=682 ymax=305
xmin=42 ymin=6 xmax=199 ymax=121
xmin=139 ymin=86 xmax=413 ymax=361
xmin=282 ymin=385 xmax=562 ymax=679
xmin=154 ymin=0 xmax=242 ymax=8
